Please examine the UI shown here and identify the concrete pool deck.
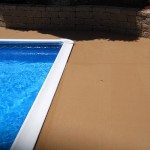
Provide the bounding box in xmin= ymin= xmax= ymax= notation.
xmin=0 ymin=27 xmax=150 ymax=150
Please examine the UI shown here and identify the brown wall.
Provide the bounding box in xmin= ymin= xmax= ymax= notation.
xmin=0 ymin=4 xmax=150 ymax=38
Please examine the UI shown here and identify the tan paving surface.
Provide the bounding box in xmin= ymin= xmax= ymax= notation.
xmin=0 ymin=27 xmax=150 ymax=150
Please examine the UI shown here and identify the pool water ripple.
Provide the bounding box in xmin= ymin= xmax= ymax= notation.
xmin=0 ymin=43 xmax=61 ymax=150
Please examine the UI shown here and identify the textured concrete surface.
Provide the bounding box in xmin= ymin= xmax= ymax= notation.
xmin=0 ymin=27 xmax=150 ymax=150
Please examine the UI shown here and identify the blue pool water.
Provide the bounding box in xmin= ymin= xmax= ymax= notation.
xmin=0 ymin=42 xmax=62 ymax=149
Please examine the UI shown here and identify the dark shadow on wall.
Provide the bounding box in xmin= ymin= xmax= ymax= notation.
xmin=1 ymin=21 xmax=141 ymax=42
xmin=0 ymin=24 xmax=140 ymax=41
xmin=37 ymin=30 xmax=140 ymax=42
xmin=1 ymin=27 xmax=140 ymax=42
xmin=0 ymin=5 xmax=146 ymax=41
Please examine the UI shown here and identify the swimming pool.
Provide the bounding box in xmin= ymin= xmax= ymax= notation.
xmin=0 ymin=39 xmax=74 ymax=150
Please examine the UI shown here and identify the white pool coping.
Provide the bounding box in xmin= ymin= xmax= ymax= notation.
xmin=0 ymin=39 xmax=74 ymax=150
